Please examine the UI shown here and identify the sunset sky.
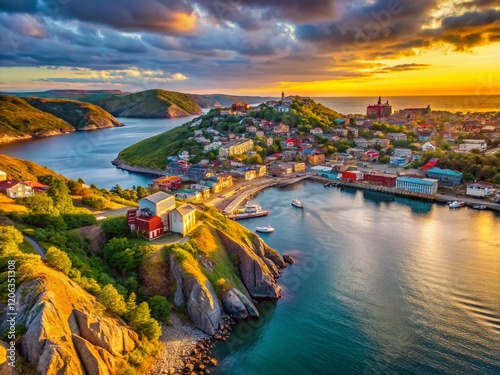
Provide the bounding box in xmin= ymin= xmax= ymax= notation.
xmin=0 ymin=0 xmax=498 ymax=96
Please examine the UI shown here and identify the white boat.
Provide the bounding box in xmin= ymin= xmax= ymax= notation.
xmin=291 ymin=198 xmax=304 ymax=208
xmin=256 ymin=224 xmax=274 ymax=233
xmin=229 ymin=204 xmax=270 ymax=220
xmin=472 ymin=205 xmax=487 ymax=210
xmin=448 ymin=201 xmax=464 ymax=208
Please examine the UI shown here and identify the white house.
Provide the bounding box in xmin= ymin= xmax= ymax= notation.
xmin=458 ymin=139 xmax=487 ymax=152
xmin=0 ymin=180 xmax=34 ymax=199
xmin=310 ymin=127 xmax=323 ymax=135
xmin=422 ymin=142 xmax=436 ymax=151
xmin=466 ymin=182 xmax=493 ymax=198
xmin=169 ymin=204 xmax=197 ymax=236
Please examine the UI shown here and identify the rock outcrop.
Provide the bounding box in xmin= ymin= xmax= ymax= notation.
xmin=222 ymin=288 xmax=260 ymax=319
xmin=73 ymin=309 xmax=138 ymax=356
xmin=170 ymin=255 xmax=223 ymax=335
xmin=217 ymin=230 xmax=281 ymax=299
xmin=5 ymin=267 xmax=138 ymax=375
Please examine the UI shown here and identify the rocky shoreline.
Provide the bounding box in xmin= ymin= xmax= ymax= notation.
xmin=112 ymin=158 xmax=166 ymax=176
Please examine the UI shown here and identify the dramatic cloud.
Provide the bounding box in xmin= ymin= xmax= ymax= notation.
xmin=0 ymin=0 xmax=498 ymax=92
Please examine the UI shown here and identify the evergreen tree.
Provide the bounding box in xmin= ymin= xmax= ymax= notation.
xmin=99 ymin=284 xmax=127 ymax=315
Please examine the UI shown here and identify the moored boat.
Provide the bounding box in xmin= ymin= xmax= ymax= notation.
xmin=291 ymin=198 xmax=304 ymax=208
xmin=229 ymin=204 xmax=270 ymax=220
xmin=256 ymin=224 xmax=274 ymax=233
xmin=448 ymin=201 xmax=465 ymax=208
xmin=472 ymin=204 xmax=487 ymax=210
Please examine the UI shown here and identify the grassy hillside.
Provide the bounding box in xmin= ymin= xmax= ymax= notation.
xmin=118 ymin=125 xmax=193 ymax=169
xmin=0 ymin=95 xmax=73 ymax=138
xmin=26 ymin=97 xmax=123 ymax=130
xmin=98 ymin=89 xmax=203 ymax=118
xmin=0 ymin=153 xmax=64 ymax=181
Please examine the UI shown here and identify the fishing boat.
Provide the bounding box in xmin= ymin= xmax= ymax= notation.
xmin=472 ymin=204 xmax=487 ymax=210
xmin=256 ymin=224 xmax=274 ymax=233
xmin=291 ymin=198 xmax=304 ymax=208
xmin=229 ymin=204 xmax=270 ymax=220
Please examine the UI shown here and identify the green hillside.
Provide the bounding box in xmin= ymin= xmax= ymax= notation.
xmin=118 ymin=125 xmax=193 ymax=169
xmin=0 ymin=154 xmax=64 ymax=181
xmin=98 ymin=89 xmax=203 ymax=118
xmin=26 ymin=97 xmax=123 ymax=130
xmin=0 ymin=95 xmax=73 ymax=138
xmin=117 ymin=96 xmax=344 ymax=169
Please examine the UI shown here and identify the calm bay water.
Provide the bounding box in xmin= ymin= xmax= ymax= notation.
xmin=212 ymin=182 xmax=500 ymax=375
xmin=0 ymin=102 xmax=499 ymax=374
xmin=0 ymin=116 xmax=200 ymax=189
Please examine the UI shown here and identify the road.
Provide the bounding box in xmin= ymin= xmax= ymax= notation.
xmin=23 ymin=234 xmax=46 ymax=259
xmin=94 ymin=206 xmax=134 ymax=219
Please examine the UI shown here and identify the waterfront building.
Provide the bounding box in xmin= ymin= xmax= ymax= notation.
xmin=268 ymin=163 xmax=293 ymax=176
xmin=426 ymin=167 xmax=463 ymax=186
xmin=366 ymin=96 xmax=392 ymax=118
xmin=342 ymin=170 xmax=364 ymax=181
xmin=363 ymin=172 xmax=397 ymax=187
xmin=466 ymin=182 xmax=493 ymax=198
xmin=396 ymin=177 xmax=438 ymax=195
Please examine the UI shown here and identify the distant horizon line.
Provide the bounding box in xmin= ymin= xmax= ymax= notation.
xmin=1 ymin=88 xmax=499 ymax=98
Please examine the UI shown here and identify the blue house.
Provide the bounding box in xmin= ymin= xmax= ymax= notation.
xmin=426 ymin=167 xmax=463 ymax=186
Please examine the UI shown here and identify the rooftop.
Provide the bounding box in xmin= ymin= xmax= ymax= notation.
xmin=397 ymin=177 xmax=438 ymax=186
xmin=175 ymin=204 xmax=197 ymax=216
xmin=141 ymin=191 xmax=174 ymax=204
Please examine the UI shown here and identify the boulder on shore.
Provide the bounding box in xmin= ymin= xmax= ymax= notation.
xmin=283 ymin=254 xmax=295 ymax=264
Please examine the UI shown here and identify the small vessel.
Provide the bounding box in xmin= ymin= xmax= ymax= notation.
xmin=229 ymin=204 xmax=270 ymax=220
xmin=256 ymin=224 xmax=274 ymax=233
xmin=472 ymin=205 xmax=487 ymax=210
xmin=291 ymin=198 xmax=304 ymax=208
xmin=448 ymin=201 xmax=465 ymax=208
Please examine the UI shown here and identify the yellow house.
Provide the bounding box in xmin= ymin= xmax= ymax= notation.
xmin=169 ymin=204 xmax=197 ymax=236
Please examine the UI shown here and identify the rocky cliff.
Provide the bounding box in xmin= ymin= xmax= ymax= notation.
xmin=2 ymin=266 xmax=138 ymax=375
xmin=168 ymin=210 xmax=286 ymax=334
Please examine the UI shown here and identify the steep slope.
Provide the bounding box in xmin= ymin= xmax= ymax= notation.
xmin=0 ymin=154 xmax=64 ymax=181
xmin=2 ymin=265 xmax=138 ymax=375
xmin=25 ymin=97 xmax=124 ymax=130
xmin=98 ymin=89 xmax=203 ymax=118
xmin=0 ymin=95 xmax=73 ymax=141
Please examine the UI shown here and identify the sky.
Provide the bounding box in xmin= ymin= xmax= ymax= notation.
xmin=0 ymin=0 xmax=499 ymax=96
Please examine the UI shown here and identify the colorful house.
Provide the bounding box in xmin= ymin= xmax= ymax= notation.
xmin=466 ymin=182 xmax=493 ymax=198
xmin=363 ymin=172 xmax=397 ymax=187
xmin=0 ymin=180 xmax=34 ymax=198
xmin=169 ymin=204 xmax=197 ymax=236
xmin=426 ymin=168 xmax=463 ymax=186
xmin=127 ymin=192 xmax=176 ymax=240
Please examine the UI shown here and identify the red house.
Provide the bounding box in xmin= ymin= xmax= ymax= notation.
xmin=366 ymin=97 xmax=392 ymax=118
xmin=135 ymin=215 xmax=164 ymax=241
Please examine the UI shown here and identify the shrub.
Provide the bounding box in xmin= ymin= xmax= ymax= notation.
xmin=148 ymin=296 xmax=171 ymax=323
xmin=82 ymin=195 xmax=107 ymax=210
xmin=45 ymin=246 xmax=72 ymax=275
xmin=101 ymin=216 xmax=129 ymax=238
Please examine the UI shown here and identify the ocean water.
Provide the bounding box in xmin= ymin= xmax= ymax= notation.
xmin=314 ymin=95 xmax=500 ymax=115
xmin=211 ymin=182 xmax=500 ymax=375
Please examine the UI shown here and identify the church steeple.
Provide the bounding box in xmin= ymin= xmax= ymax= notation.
xmin=377 ymin=96 xmax=382 ymax=105
xmin=281 ymin=91 xmax=285 ymax=102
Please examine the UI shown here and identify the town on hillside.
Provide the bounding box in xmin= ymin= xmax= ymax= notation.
xmin=120 ymin=94 xmax=500 ymax=208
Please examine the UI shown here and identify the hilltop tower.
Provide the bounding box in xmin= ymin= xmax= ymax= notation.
xmin=281 ymin=91 xmax=285 ymax=102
